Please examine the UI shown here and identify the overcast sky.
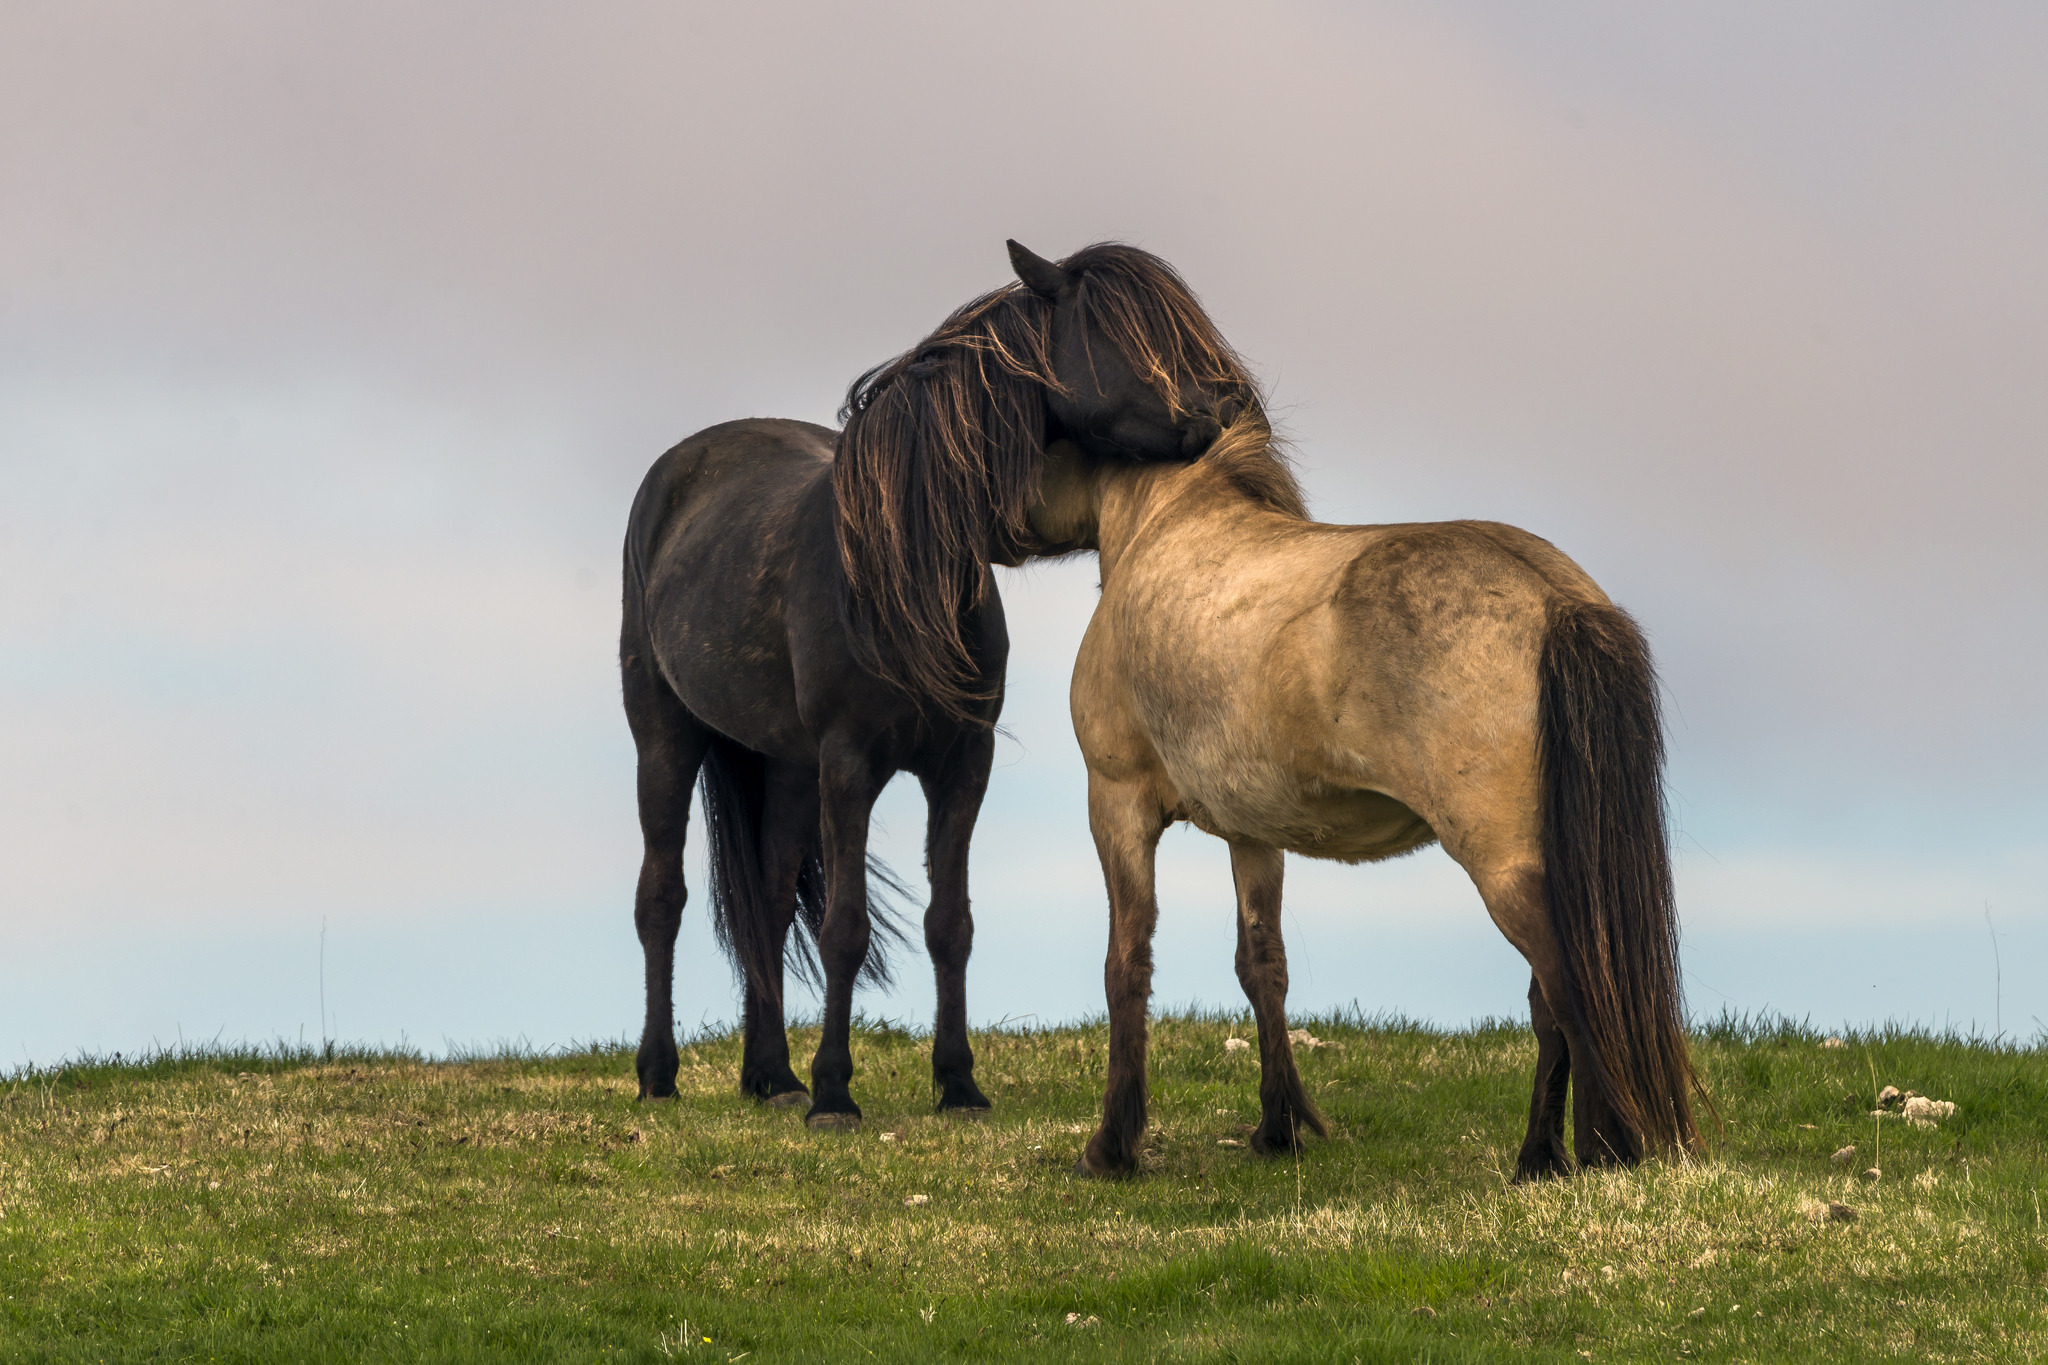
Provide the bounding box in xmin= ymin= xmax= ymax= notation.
xmin=4 ymin=2 xmax=2044 ymax=1064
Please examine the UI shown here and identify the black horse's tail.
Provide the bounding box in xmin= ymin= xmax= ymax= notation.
xmin=1537 ymin=599 xmax=1702 ymax=1160
xmin=696 ymin=734 xmax=910 ymax=1006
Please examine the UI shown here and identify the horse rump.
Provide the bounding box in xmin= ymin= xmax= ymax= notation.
xmin=696 ymin=734 xmax=910 ymax=1005
xmin=1537 ymin=599 xmax=1702 ymax=1159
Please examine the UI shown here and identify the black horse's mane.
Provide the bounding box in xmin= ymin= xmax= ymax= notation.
xmin=833 ymin=242 xmax=1258 ymax=718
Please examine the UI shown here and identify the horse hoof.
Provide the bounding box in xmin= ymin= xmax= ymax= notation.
xmin=806 ymin=1111 xmax=861 ymax=1132
xmin=762 ymin=1089 xmax=810 ymax=1109
xmin=1071 ymin=1148 xmax=1133 ymax=1180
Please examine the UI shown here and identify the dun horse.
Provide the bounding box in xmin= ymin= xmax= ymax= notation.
xmin=621 ymin=241 xmax=1254 ymax=1129
xmin=1022 ymin=415 xmax=1703 ymax=1178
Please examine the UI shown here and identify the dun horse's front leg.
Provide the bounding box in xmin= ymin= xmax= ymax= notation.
xmin=1228 ymin=840 xmax=1328 ymax=1154
xmin=919 ymin=734 xmax=996 ymax=1114
xmin=806 ymin=744 xmax=881 ymax=1130
xmin=1078 ymin=776 xmax=1168 ymax=1177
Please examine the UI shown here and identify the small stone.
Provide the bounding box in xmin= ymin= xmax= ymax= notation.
xmin=1861 ymin=1167 xmax=1882 ymax=1183
xmin=1901 ymin=1096 xmax=1956 ymax=1124
xmin=1689 ymin=1307 xmax=1707 ymax=1319
xmin=1821 ymin=1037 xmax=1847 ymax=1049
xmin=1223 ymin=1037 xmax=1251 ymax=1054
xmin=1825 ymin=1202 xmax=1858 ymax=1222
xmin=1877 ymin=1085 xmax=1904 ymax=1109
xmin=1410 ymin=1305 xmax=1436 ymax=1318
xmin=1831 ymin=1145 xmax=1857 ymax=1164
xmin=1287 ymin=1028 xmax=1325 ymax=1049
xmin=880 ymin=1132 xmax=899 ymax=1142
xmin=904 ymin=1193 xmax=930 ymax=1207
xmin=1063 ymin=1312 xmax=1100 ymax=1328
xmin=1217 ymin=1138 xmax=1245 ymax=1148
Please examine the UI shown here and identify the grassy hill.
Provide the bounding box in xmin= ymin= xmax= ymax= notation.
xmin=3 ymin=1014 xmax=2043 ymax=1362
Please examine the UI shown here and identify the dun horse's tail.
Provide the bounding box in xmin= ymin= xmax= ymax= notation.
xmin=696 ymin=735 xmax=909 ymax=1005
xmin=1537 ymin=600 xmax=1702 ymax=1160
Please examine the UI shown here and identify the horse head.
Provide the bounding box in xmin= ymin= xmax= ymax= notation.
xmin=1007 ymin=239 xmax=1249 ymax=462
xmin=834 ymin=240 xmax=1259 ymax=718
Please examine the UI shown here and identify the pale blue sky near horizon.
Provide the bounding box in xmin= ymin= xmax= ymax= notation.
xmin=4 ymin=1 xmax=2044 ymax=1068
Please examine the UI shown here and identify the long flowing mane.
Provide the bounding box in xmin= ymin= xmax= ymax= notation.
xmin=834 ymin=243 xmax=1257 ymax=718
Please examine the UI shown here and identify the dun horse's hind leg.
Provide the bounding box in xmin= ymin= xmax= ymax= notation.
xmin=624 ymin=657 xmax=711 ymax=1101
xmin=1078 ymin=775 xmax=1169 ymax=1177
xmin=738 ymin=762 xmax=819 ymax=1106
xmin=1228 ymin=840 xmax=1328 ymax=1154
xmin=1470 ymin=862 xmax=1635 ymax=1173
xmin=1515 ymin=973 xmax=1573 ymax=1180
xmin=806 ymin=741 xmax=883 ymax=1130
xmin=919 ymin=734 xmax=996 ymax=1114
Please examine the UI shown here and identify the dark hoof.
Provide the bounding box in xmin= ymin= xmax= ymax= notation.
xmin=805 ymin=1109 xmax=862 ymax=1132
xmin=1513 ymin=1155 xmax=1571 ymax=1184
xmin=762 ymin=1089 xmax=810 ymax=1110
xmin=636 ymin=1056 xmax=679 ymax=1099
xmin=1249 ymin=1125 xmax=1303 ymax=1157
xmin=1073 ymin=1139 xmax=1136 ymax=1179
xmin=936 ymin=1078 xmax=993 ymax=1112
xmin=1513 ymin=1139 xmax=1572 ymax=1183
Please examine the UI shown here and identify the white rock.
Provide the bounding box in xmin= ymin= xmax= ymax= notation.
xmin=1902 ymin=1095 xmax=1956 ymax=1123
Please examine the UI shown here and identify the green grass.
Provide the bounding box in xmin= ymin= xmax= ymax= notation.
xmin=3 ymin=1013 xmax=2044 ymax=1362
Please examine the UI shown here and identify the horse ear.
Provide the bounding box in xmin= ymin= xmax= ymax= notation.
xmin=1007 ymin=239 xmax=1070 ymax=300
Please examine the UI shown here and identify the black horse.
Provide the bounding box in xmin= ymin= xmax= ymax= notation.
xmin=622 ymin=241 xmax=1256 ymax=1128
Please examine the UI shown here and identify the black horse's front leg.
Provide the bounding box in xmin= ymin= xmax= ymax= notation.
xmin=806 ymin=744 xmax=882 ymax=1130
xmin=919 ymin=733 xmax=996 ymax=1113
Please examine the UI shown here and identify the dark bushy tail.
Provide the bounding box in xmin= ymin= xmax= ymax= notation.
xmin=697 ymin=735 xmax=909 ymax=1005
xmin=1538 ymin=600 xmax=1702 ymax=1159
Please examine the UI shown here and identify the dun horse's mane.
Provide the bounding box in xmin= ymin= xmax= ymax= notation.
xmin=834 ymin=243 xmax=1258 ymax=718
xmin=1199 ymin=412 xmax=1308 ymax=521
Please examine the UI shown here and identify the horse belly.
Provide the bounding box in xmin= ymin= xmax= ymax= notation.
xmin=1158 ymin=734 xmax=1436 ymax=863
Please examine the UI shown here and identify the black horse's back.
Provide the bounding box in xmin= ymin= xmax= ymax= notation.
xmin=624 ymin=418 xmax=835 ymax=640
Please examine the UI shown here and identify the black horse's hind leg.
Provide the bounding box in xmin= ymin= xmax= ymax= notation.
xmin=919 ymin=733 xmax=996 ymax=1114
xmin=738 ymin=761 xmax=818 ymax=1106
xmin=806 ymin=741 xmax=882 ymax=1130
xmin=624 ymin=654 xmax=711 ymax=1101
xmin=1514 ymin=973 xmax=1573 ymax=1181
xmin=1228 ymin=840 xmax=1327 ymax=1155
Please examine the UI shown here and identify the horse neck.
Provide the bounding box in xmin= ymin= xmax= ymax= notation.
xmin=1090 ymin=457 xmax=1281 ymax=584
